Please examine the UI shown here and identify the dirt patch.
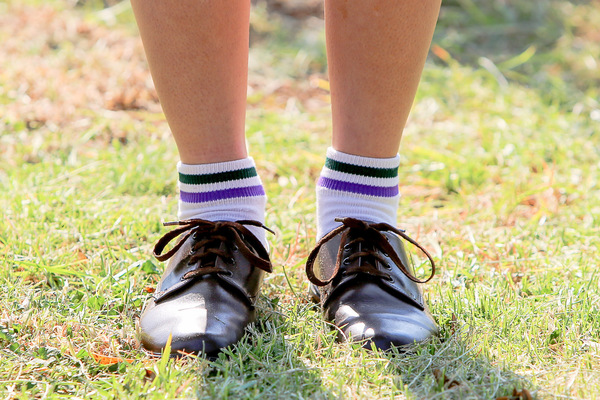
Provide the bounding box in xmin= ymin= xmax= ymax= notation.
xmin=0 ymin=4 xmax=328 ymax=136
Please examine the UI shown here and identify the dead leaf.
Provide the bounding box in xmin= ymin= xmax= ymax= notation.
xmin=75 ymin=250 xmax=88 ymax=262
xmin=496 ymin=388 xmax=533 ymax=400
xmin=90 ymin=351 xmax=135 ymax=365
xmin=432 ymin=44 xmax=452 ymax=63
xmin=144 ymin=369 xmax=157 ymax=382
xmin=432 ymin=368 xmax=461 ymax=389
xmin=175 ymin=376 xmax=195 ymax=396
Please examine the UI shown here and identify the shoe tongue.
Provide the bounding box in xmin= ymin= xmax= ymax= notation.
xmin=189 ymin=235 xmax=224 ymax=268
xmin=350 ymin=233 xmax=378 ymax=267
xmin=212 ymin=241 xmax=230 ymax=268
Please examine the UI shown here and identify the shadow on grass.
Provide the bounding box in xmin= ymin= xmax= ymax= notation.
xmin=380 ymin=329 xmax=535 ymax=400
xmin=218 ymin=297 xmax=536 ymax=399
xmin=202 ymin=299 xmax=336 ymax=400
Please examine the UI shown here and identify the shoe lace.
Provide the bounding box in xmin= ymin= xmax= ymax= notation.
xmin=153 ymin=219 xmax=274 ymax=279
xmin=305 ymin=217 xmax=435 ymax=287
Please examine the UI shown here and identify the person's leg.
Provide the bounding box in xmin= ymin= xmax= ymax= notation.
xmin=326 ymin=0 xmax=441 ymax=158
xmin=317 ymin=0 xmax=441 ymax=238
xmin=131 ymin=0 xmax=267 ymax=243
xmin=131 ymin=0 xmax=249 ymax=164
xmin=132 ymin=0 xmax=272 ymax=357
xmin=310 ymin=0 xmax=441 ymax=350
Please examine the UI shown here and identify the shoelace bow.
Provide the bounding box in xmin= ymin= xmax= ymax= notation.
xmin=153 ymin=219 xmax=274 ymax=280
xmin=305 ymin=217 xmax=435 ymax=287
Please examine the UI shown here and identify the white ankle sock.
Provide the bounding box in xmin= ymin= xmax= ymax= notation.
xmin=316 ymin=147 xmax=400 ymax=239
xmin=177 ymin=157 xmax=268 ymax=249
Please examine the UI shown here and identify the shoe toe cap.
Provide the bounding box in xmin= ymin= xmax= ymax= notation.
xmin=328 ymin=286 xmax=438 ymax=350
xmin=340 ymin=312 xmax=437 ymax=350
xmin=139 ymin=290 xmax=251 ymax=356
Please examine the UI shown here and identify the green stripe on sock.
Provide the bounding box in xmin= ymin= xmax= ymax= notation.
xmin=179 ymin=167 xmax=257 ymax=185
xmin=325 ymin=158 xmax=397 ymax=178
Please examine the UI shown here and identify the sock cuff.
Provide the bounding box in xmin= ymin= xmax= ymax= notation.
xmin=178 ymin=156 xmax=266 ymax=204
xmin=326 ymin=147 xmax=400 ymax=172
xmin=319 ymin=148 xmax=399 ymax=196
xmin=178 ymin=157 xmax=263 ymax=189
xmin=317 ymin=149 xmax=400 ymax=239
xmin=178 ymin=157 xmax=257 ymax=174
xmin=175 ymin=157 xmax=268 ymax=249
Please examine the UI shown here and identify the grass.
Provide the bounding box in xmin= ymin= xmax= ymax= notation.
xmin=1 ymin=0 xmax=599 ymax=398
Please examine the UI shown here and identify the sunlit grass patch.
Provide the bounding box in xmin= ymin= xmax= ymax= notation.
xmin=1 ymin=0 xmax=599 ymax=399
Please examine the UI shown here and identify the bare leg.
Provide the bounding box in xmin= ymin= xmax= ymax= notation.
xmin=309 ymin=0 xmax=442 ymax=351
xmin=130 ymin=0 xmax=250 ymax=164
xmin=325 ymin=0 xmax=441 ymax=157
xmin=133 ymin=1 xmax=274 ymax=357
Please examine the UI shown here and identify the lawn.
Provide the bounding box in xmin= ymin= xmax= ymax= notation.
xmin=1 ymin=0 xmax=599 ymax=399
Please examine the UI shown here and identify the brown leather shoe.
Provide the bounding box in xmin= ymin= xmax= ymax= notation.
xmin=306 ymin=217 xmax=438 ymax=350
xmin=139 ymin=219 xmax=273 ymax=357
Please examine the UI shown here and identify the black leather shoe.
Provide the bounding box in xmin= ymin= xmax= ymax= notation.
xmin=139 ymin=219 xmax=273 ymax=357
xmin=306 ymin=217 xmax=438 ymax=350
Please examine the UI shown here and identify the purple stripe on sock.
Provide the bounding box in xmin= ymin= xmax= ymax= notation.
xmin=180 ymin=185 xmax=265 ymax=203
xmin=317 ymin=177 xmax=398 ymax=197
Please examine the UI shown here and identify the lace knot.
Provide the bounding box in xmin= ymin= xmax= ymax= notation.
xmin=153 ymin=219 xmax=273 ymax=276
xmin=305 ymin=217 xmax=435 ymax=287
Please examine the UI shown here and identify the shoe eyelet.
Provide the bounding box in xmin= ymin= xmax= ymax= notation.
xmin=232 ymin=244 xmax=238 ymax=252
xmin=229 ymin=258 xmax=236 ymax=265
xmin=342 ymin=257 xmax=350 ymax=265
xmin=343 ymin=243 xmax=351 ymax=251
xmin=384 ymin=263 xmax=392 ymax=270
xmin=385 ymin=275 xmax=394 ymax=283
